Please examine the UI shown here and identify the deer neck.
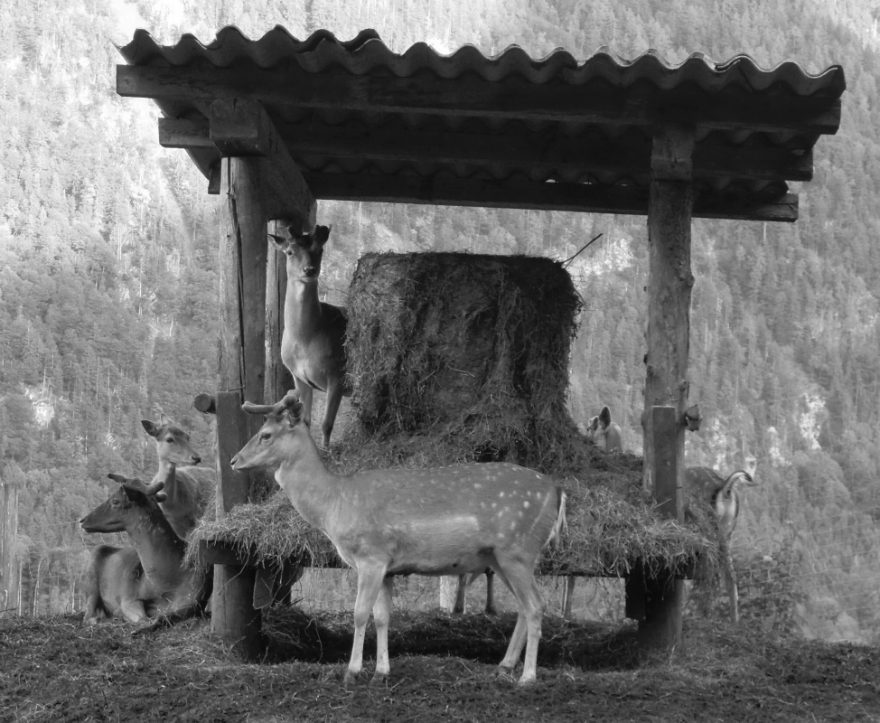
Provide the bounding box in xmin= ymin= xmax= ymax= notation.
xmin=275 ymin=436 xmax=341 ymax=531
xmin=125 ymin=508 xmax=186 ymax=590
xmin=284 ymin=278 xmax=323 ymax=339
xmin=154 ymin=460 xmax=181 ymax=497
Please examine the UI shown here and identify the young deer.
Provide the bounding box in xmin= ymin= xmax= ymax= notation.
xmin=142 ymin=418 xmax=216 ymax=540
xmin=269 ymin=224 xmax=350 ymax=448
xmin=585 ymin=406 xmax=622 ymax=453
xmin=685 ymin=462 xmax=758 ymax=623
xmin=80 ymin=475 xmax=210 ymax=625
xmin=231 ymin=391 xmax=567 ymax=686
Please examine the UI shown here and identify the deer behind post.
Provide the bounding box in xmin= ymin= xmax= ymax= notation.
xmin=269 ymin=223 xmax=350 ymax=448
xmin=79 ymin=475 xmax=210 ymax=624
xmin=231 ymin=391 xmax=567 ymax=686
xmin=586 ymin=406 xmax=622 ymax=453
xmin=142 ymin=418 xmax=216 ymax=540
xmin=685 ymin=462 xmax=758 ymax=623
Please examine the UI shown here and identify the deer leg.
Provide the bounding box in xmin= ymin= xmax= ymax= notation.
xmin=345 ymin=563 xmax=386 ymax=685
xmin=371 ymin=577 xmax=393 ymax=685
xmin=321 ymin=379 xmax=345 ymax=449
xmin=120 ymin=598 xmax=148 ymax=624
xmin=495 ymin=557 xmax=544 ymax=686
xmin=485 ymin=569 xmax=497 ymax=615
xmin=453 ymin=574 xmax=467 ymax=614
xmin=721 ymin=541 xmax=739 ymax=623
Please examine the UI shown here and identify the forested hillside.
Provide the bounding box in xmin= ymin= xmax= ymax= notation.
xmin=2 ymin=0 xmax=879 ymax=641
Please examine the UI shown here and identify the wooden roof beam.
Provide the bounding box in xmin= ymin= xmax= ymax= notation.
xmin=303 ymin=171 xmax=798 ymax=222
xmin=118 ymin=64 xmax=842 ymax=136
xmin=166 ymin=99 xmax=316 ymax=225
xmin=160 ymin=116 xmax=813 ymax=183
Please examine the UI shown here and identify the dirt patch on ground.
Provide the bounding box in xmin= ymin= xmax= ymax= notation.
xmin=2 ymin=609 xmax=878 ymax=722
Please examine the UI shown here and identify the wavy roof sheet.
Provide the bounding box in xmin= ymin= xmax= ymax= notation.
xmin=117 ymin=27 xmax=846 ymax=221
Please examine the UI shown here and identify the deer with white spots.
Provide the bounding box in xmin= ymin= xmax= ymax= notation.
xmin=685 ymin=459 xmax=758 ymax=623
xmin=585 ymin=406 xmax=622 ymax=453
xmin=269 ymin=223 xmax=350 ymax=448
xmin=231 ymin=391 xmax=567 ymax=686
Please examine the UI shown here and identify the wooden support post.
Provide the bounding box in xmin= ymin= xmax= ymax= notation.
xmin=213 ymin=156 xmax=268 ymax=660
xmin=628 ymin=123 xmax=694 ymax=655
xmin=265 ymin=220 xmax=294 ymax=401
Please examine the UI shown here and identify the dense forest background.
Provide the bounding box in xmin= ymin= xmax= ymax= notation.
xmin=1 ymin=0 xmax=879 ymax=641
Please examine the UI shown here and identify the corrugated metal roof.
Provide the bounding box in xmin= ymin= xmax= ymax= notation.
xmin=120 ymin=26 xmax=843 ymax=96
xmin=117 ymin=27 xmax=845 ymax=221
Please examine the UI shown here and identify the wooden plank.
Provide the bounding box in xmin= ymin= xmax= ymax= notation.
xmin=209 ymin=98 xmax=316 ymax=227
xmin=305 ymin=170 xmax=798 ymax=222
xmin=117 ymin=63 xmax=842 ymax=135
xmin=265 ymin=220 xmax=294 ymax=402
xmin=162 ymin=114 xmax=813 ymax=183
xmin=212 ymin=157 xmax=269 ymax=660
xmin=633 ymin=124 xmax=694 ymax=654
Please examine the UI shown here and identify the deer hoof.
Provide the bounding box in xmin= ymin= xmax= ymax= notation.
xmin=342 ymin=669 xmax=362 ymax=687
xmin=369 ymin=671 xmax=389 ymax=687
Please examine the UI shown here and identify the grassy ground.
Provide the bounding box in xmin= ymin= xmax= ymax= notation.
xmin=2 ymin=602 xmax=878 ymax=722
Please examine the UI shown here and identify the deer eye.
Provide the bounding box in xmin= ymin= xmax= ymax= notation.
xmin=260 ymin=431 xmax=272 ymax=442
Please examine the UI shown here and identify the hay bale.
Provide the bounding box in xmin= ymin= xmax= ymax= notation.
xmin=187 ymin=252 xmax=720 ymax=582
xmin=344 ymin=252 xmax=584 ymax=472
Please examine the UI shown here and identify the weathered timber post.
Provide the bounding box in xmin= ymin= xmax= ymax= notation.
xmin=213 ymin=155 xmax=268 ymax=659
xmin=629 ymin=123 xmax=695 ymax=654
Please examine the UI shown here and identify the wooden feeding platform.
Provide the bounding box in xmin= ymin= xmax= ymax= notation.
xmin=116 ymin=26 xmax=844 ymax=660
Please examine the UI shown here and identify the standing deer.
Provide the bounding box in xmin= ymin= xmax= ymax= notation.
xmin=684 ymin=461 xmax=758 ymax=623
xmin=269 ymin=223 xmax=350 ymax=448
xmin=585 ymin=406 xmax=622 ymax=453
xmin=141 ymin=418 xmax=216 ymax=540
xmin=80 ymin=475 xmax=210 ymax=625
xmin=231 ymin=391 xmax=567 ymax=686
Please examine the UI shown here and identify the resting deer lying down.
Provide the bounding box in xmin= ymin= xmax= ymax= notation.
xmin=231 ymin=391 xmax=567 ymax=686
xmin=80 ymin=475 xmax=210 ymax=625
xmin=141 ymin=418 xmax=216 ymax=540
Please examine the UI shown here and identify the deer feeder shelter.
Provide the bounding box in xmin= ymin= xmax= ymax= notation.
xmin=116 ymin=27 xmax=845 ymax=656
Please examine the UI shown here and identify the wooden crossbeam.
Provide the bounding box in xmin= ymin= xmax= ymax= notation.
xmin=302 ymin=170 xmax=798 ymax=222
xmin=119 ymin=63 xmax=842 ymax=136
xmin=159 ymin=116 xmax=813 ymax=184
xmin=207 ymin=99 xmax=315 ymax=225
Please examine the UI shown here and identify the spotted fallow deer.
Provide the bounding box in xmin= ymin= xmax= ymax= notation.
xmin=80 ymin=475 xmax=210 ymax=625
xmin=268 ymin=224 xmax=350 ymax=448
xmin=685 ymin=459 xmax=758 ymax=623
xmin=231 ymin=391 xmax=567 ymax=686
xmin=141 ymin=418 xmax=216 ymax=540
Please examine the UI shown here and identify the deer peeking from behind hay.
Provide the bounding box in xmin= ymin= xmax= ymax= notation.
xmin=269 ymin=223 xmax=350 ymax=449
xmin=231 ymin=390 xmax=567 ymax=686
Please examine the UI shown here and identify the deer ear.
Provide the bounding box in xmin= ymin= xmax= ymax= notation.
xmin=141 ymin=420 xmax=159 ymax=437
xmin=599 ymin=407 xmax=612 ymax=427
xmin=107 ymin=472 xmax=127 ymax=484
xmin=314 ymin=224 xmax=331 ymax=245
xmin=268 ymin=233 xmax=286 ymax=250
